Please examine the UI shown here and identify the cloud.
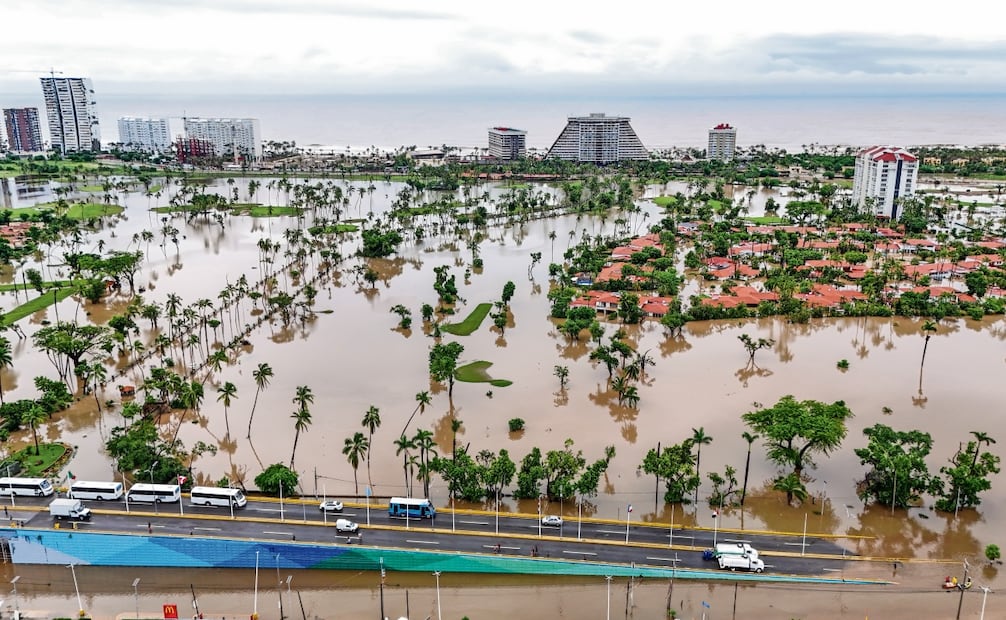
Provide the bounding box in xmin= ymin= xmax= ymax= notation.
xmin=128 ymin=0 xmax=458 ymax=21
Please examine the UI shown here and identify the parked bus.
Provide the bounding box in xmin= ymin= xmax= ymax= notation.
xmin=69 ymin=480 xmax=124 ymax=501
xmin=189 ymin=486 xmax=247 ymax=508
xmin=126 ymin=483 xmax=181 ymax=504
xmin=388 ymin=497 xmax=436 ymax=519
xmin=0 ymin=477 xmax=54 ymax=497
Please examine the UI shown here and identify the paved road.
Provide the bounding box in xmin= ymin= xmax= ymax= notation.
xmin=1 ymin=495 xmax=854 ymax=577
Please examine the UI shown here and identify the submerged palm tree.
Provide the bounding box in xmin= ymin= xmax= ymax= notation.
xmin=289 ymin=385 xmax=314 ymax=469
xmin=343 ymin=432 xmax=369 ymax=495
xmin=247 ymin=363 xmax=273 ymax=438
xmin=362 ymin=405 xmax=381 ymax=489
xmin=918 ymin=320 xmax=937 ymax=392
xmin=216 ymin=381 xmax=237 ymax=439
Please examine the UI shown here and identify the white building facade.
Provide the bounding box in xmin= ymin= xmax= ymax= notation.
xmin=488 ymin=127 xmax=526 ymax=161
xmin=707 ymin=123 xmax=737 ymax=160
xmin=40 ymin=77 xmax=101 ymax=153
xmin=183 ymin=118 xmax=262 ymax=160
xmin=117 ymin=117 xmax=171 ymax=152
xmin=546 ymin=113 xmax=648 ymax=163
xmin=851 ymin=146 xmax=919 ymax=219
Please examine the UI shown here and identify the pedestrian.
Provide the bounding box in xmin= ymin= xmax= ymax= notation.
xmin=3 ymin=506 xmax=8 ymax=518
xmin=147 ymin=522 xmax=152 ymax=534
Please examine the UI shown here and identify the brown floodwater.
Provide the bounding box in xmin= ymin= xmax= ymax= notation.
xmin=3 ymin=176 xmax=1006 ymax=606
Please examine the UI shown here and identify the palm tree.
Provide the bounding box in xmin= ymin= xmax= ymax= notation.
xmin=361 ymin=405 xmax=381 ymax=489
xmin=22 ymin=404 xmax=48 ymax=455
xmin=290 ymin=385 xmax=314 ymax=469
xmin=0 ymin=336 xmax=12 ymax=404
xmin=773 ymin=473 xmax=808 ymax=506
xmin=919 ymin=319 xmax=937 ymax=391
xmin=393 ymin=434 xmax=416 ymax=496
xmin=400 ymin=391 xmax=431 ymax=437
xmin=740 ymin=431 xmax=759 ymax=505
xmin=343 ymin=432 xmax=369 ymax=495
xmin=216 ymin=381 xmax=237 ymax=439
xmin=970 ymin=431 xmax=997 ymax=471
xmin=247 ymin=363 xmax=273 ymax=438
xmin=692 ymin=427 xmax=713 ymax=503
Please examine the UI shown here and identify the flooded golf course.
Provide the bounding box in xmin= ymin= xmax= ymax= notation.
xmin=2 ymin=175 xmax=1005 ymax=617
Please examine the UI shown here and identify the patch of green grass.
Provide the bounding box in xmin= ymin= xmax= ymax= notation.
xmin=455 ymin=361 xmax=513 ymax=387
xmin=8 ymin=203 xmax=124 ymax=219
xmin=308 ymin=223 xmax=359 ymax=234
xmin=0 ymin=280 xmax=72 ymax=293
xmin=652 ymin=196 xmax=678 ymax=207
xmin=745 ymin=216 xmax=786 ymax=225
xmin=1 ymin=287 xmax=76 ymax=326
xmin=77 ymin=184 xmax=104 ymax=192
xmin=11 ymin=443 xmax=69 ymax=476
xmin=441 ymin=302 xmax=492 ymax=336
xmin=246 ymin=205 xmax=301 ymax=217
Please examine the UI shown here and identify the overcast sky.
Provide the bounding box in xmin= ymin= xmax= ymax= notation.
xmin=3 ymin=0 xmax=1004 ymax=96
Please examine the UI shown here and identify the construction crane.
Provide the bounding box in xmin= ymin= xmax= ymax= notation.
xmin=6 ymin=68 xmax=64 ymax=79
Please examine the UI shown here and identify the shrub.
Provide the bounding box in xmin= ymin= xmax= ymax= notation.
xmin=508 ymin=418 xmax=525 ymax=432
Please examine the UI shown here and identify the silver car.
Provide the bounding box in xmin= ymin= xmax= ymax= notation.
xmin=541 ymin=515 xmax=563 ymax=527
xmin=319 ymin=500 xmax=344 ymax=512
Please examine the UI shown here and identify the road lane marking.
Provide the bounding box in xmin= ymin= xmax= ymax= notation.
xmin=562 ymin=550 xmax=597 ymax=556
xmin=405 ymin=540 xmax=439 ymax=545
xmin=667 ymin=534 xmax=694 ymax=540
xmin=193 ymin=527 xmax=221 ymax=531
xmin=460 ymin=520 xmax=490 ymax=525
xmin=597 ymin=529 xmax=624 ymax=535
xmin=822 ymin=568 xmax=842 ymax=572
xmin=263 ymin=531 xmax=295 ymax=536
xmin=137 ymin=524 xmax=166 ymax=529
xmin=482 ymin=544 xmax=521 ymax=551
xmin=646 ymin=557 xmax=681 ymax=563
xmin=783 ymin=542 xmax=812 ymax=546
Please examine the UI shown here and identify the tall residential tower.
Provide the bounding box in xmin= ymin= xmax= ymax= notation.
xmin=488 ymin=127 xmax=526 ymax=161
xmin=707 ymin=123 xmax=737 ymax=161
xmin=183 ymin=118 xmax=261 ymax=161
xmin=3 ymin=108 xmax=44 ymax=152
xmin=546 ymin=113 xmax=648 ymax=163
xmin=851 ymin=146 xmax=918 ymax=219
xmin=40 ymin=76 xmax=101 ymax=153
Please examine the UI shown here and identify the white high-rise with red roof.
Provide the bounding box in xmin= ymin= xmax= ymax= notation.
xmin=852 ymin=146 xmax=918 ymax=219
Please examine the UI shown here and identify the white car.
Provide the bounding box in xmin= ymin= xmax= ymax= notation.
xmin=541 ymin=515 xmax=563 ymax=527
xmin=319 ymin=500 xmax=344 ymax=512
xmin=335 ymin=518 xmax=359 ymax=533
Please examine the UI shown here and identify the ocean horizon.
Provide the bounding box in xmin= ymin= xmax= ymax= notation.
xmin=4 ymin=92 xmax=1006 ymax=153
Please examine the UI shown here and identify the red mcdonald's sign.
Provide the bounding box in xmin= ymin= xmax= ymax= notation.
xmin=163 ymin=603 xmax=179 ymax=619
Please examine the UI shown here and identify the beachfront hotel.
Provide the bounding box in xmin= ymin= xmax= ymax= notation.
xmin=3 ymin=107 xmax=44 ymax=153
xmin=488 ymin=127 xmax=527 ymax=161
xmin=546 ymin=113 xmax=648 ymax=163
xmin=183 ymin=117 xmax=262 ymax=161
xmin=852 ymin=146 xmax=918 ymax=219
xmin=117 ymin=117 xmax=171 ymax=153
xmin=39 ymin=76 xmax=101 ymax=153
xmin=707 ymin=123 xmax=737 ymax=161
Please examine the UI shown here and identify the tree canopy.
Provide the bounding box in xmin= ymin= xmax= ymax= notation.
xmin=854 ymin=424 xmax=942 ymax=508
xmin=742 ymin=395 xmax=854 ymax=477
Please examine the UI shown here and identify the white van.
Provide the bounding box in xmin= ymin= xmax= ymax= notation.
xmin=0 ymin=477 xmax=54 ymax=497
xmin=189 ymin=486 xmax=247 ymax=508
xmin=70 ymin=480 xmax=124 ymax=501
xmin=127 ymin=483 xmax=181 ymax=503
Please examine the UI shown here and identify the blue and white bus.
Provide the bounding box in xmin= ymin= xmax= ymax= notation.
xmin=388 ymin=497 xmax=436 ymax=519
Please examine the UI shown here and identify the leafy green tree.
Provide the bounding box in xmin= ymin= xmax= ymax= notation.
xmin=105 ymin=419 xmax=185 ymax=480
xmin=742 ymin=396 xmax=854 ymax=502
xmin=986 ymin=544 xmax=1001 ymax=564
xmin=965 ymin=270 xmax=989 ymax=298
xmin=247 ymin=363 xmax=273 ymax=438
xmin=854 ymin=424 xmax=942 ymax=508
xmin=255 ymin=463 xmax=299 ymax=496
xmin=429 ymin=341 xmax=464 ymax=400
xmin=514 ymin=447 xmax=546 ymax=499
xmin=707 ymin=465 xmax=738 ymax=507
xmin=936 ymin=438 xmax=1001 ymax=512
xmin=501 ymin=281 xmax=516 ymax=307
xmin=32 ymin=322 xmax=113 ymax=383
xmin=553 ymin=365 xmax=569 ymax=389
xmin=641 ymin=439 xmax=699 ymax=504
xmin=21 ymin=403 xmax=48 ymax=455
xmin=773 ymin=473 xmax=809 ymax=506
xmin=343 ymin=432 xmax=369 ymax=495
xmin=617 ymin=292 xmax=642 ymax=324
xmin=738 ymin=333 xmax=775 ymax=365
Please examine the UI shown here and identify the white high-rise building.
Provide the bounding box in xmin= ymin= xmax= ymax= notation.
xmin=183 ymin=117 xmax=261 ymax=160
xmin=117 ymin=117 xmax=171 ymax=153
xmin=707 ymin=123 xmax=737 ymax=161
xmin=40 ymin=76 xmax=101 ymax=153
xmin=851 ymin=146 xmax=919 ymax=219
xmin=546 ymin=113 xmax=648 ymax=163
xmin=488 ymin=127 xmax=526 ymax=161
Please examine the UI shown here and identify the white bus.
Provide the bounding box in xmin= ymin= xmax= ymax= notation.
xmin=0 ymin=477 xmax=55 ymax=497
xmin=69 ymin=480 xmax=124 ymax=501
xmin=388 ymin=497 xmax=436 ymax=519
xmin=126 ymin=483 xmax=181 ymax=504
xmin=189 ymin=486 xmax=247 ymax=508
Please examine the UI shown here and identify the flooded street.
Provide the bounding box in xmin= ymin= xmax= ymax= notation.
xmin=3 ymin=175 xmax=1006 ymax=614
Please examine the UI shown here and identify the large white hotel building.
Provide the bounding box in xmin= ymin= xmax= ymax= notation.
xmin=40 ymin=76 xmax=101 ymax=154
xmin=546 ymin=113 xmax=648 ymax=164
xmin=117 ymin=117 xmax=171 ymax=152
xmin=183 ymin=117 xmax=262 ymax=160
xmin=851 ymin=146 xmax=918 ymax=219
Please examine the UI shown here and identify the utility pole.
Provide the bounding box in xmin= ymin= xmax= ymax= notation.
xmin=956 ymin=560 xmax=970 ymax=620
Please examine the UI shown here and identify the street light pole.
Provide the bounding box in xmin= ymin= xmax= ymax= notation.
xmin=132 ymin=577 xmax=140 ymax=620
xmin=980 ymin=586 xmax=991 ymax=620
xmin=149 ymin=461 xmax=159 ymax=515
xmin=605 ymin=576 xmax=613 ymax=620
xmin=67 ymin=563 xmax=84 ymax=618
xmin=253 ymin=550 xmax=260 ymax=619
xmin=801 ymin=512 xmax=808 ymax=556
xmin=11 ymin=575 xmax=20 ymax=615
xmin=433 ymin=571 xmax=442 ymax=620
xmin=956 ymin=560 xmax=970 ymax=620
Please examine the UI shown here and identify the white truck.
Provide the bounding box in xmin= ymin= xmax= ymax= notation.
xmin=49 ymin=498 xmax=92 ymax=521
xmin=718 ymin=554 xmax=765 ymax=573
xmin=715 ymin=542 xmax=759 ymax=559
